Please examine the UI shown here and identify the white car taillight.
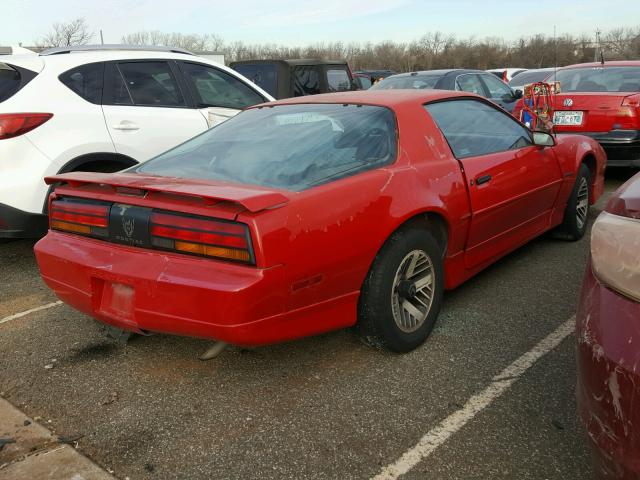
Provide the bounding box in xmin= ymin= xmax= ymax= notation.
xmin=0 ymin=113 xmax=53 ymax=140
xmin=591 ymin=211 xmax=640 ymax=303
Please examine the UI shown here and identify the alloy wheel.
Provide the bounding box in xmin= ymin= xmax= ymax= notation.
xmin=391 ymin=249 xmax=435 ymax=333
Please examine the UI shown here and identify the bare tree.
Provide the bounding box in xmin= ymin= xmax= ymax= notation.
xmin=121 ymin=31 xmax=225 ymax=52
xmin=120 ymin=25 xmax=640 ymax=69
xmin=39 ymin=18 xmax=93 ymax=47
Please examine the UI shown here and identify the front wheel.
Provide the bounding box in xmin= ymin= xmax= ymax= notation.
xmin=558 ymin=163 xmax=591 ymax=241
xmin=356 ymin=228 xmax=444 ymax=353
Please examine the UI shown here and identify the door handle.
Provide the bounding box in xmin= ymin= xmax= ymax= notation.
xmin=476 ymin=174 xmax=492 ymax=185
xmin=112 ymin=122 xmax=139 ymax=131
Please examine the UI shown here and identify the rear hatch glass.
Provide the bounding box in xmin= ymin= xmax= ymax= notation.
xmin=371 ymin=74 xmax=441 ymax=90
xmin=135 ymin=103 xmax=398 ymax=191
xmin=0 ymin=62 xmax=37 ymax=103
xmin=551 ymin=66 xmax=640 ymax=93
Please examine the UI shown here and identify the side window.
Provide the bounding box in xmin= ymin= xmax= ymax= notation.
xmin=455 ymin=74 xmax=485 ymax=96
xmin=327 ymin=67 xmax=352 ymax=92
xmin=112 ymin=69 xmax=133 ymax=105
xmin=481 ymin=73 xmax=513 ymax=99
xmin=354 ymin=76 xmax=372 ymax=90
xmin=293 ymin=66 xmax=320 ymax=96
xmin=425 ymin=99 xmax=532 ymax=158
xmin=59 ymin=62 xmax=104 ymax=104
xmin=117 ymin=62 xmax=185 ymax=107
xmin=232 ymin=63 xmax=278 ymax=98
xmin=181 ymin=62 xmax=265 ymax=110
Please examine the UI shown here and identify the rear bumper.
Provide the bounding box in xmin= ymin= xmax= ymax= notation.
xmin=0 ymin=203 xmax=47 ymax=238
xmin=576 ymin=262 xmax=640 ymax=479
xmin=570 ymin=130 xmax=640 ymax=167
xmin=34 ymin=231 xmax=356 ymax=346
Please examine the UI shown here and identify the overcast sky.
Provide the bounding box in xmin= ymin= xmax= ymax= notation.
xmin=2 ymin=0 xmax=638 ymax=46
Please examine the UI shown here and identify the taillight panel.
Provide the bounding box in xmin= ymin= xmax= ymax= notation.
xmin=50 ymin=198 xmax=110 ymax=237
xmin=49 ymin=197 xmax=255 ymax=265
xmin=0 ymin=113 xmax=53 ymax=140
xmin=150 ymin=211 xmax=254 ymax=264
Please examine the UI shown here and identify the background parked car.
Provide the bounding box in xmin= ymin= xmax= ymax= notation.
xmin=370 ymin=69 xmax=523 ymax=112
xmin=508 ymin=67 xmax=555 ymax=96
xmin=0 ymin=45 xmax=37 ymax=56
xmin=487 ymin=67 xmax=528 ymax=82
xmin=0 ymin=44 xmax=272 ymax=238
xmin=513 ymin=61 xmax=640 ymax=167
xmin=576 ymin=171 xmax=640 ymax=479
xmin=230 ymin=59 xmax=356 ymax=99
xmin=35 ymin=90 xmax=604 ymax=354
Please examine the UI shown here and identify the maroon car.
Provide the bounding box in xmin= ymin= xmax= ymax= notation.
xmin=577 ymin=172 xmax=640 ymax=479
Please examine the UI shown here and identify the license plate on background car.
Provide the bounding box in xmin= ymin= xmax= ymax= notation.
xmin=553 ymin=111 xmax=584 ymax=126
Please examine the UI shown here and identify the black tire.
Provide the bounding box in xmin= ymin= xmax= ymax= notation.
xmin=558 ymin=163 xmax=591 ymax=241
xmin=356 ymin=228 xmax=444 ymax=353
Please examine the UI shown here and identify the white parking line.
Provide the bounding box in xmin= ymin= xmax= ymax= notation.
xmin=372 ymin=316 xmax=575 ymax=480
xmin=0 ymin=301 xmax=63 ymax=325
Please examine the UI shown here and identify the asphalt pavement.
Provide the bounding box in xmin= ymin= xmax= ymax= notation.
xmin=0 ymin=171 xmax=633 ymax=480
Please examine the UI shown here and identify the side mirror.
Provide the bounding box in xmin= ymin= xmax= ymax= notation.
xmin=513 ymin=89 xmax=523 ymax=99
xmin=532 ymin=131 xmax=555 ymax=147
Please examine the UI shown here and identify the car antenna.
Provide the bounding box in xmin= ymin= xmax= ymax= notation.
xmin=596 ymin=29 xmax=605 ymax=64
xmin=552 ymin=24 xmax=558 ymax=137
xmin=594 ymin=28 xmax=605 ymax=64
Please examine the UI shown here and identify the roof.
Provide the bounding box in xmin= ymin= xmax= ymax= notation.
xmin=252 ymin=89 xmax=478 ymax=109
xmin=386 ymin=69 xmax=484 ymax=78
xmin=559 ymin=60 xmax=640 ymax=70
xmin=39 ymin=44 xmax=194 ymax=56
xmin=231 ymin=58 xmax=347 ymax=66
xmin=7 ymin=49 xmax=213 ymax=74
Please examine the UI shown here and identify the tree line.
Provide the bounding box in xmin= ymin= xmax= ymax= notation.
xmin=35 ymin=18 xmax=640 ymax=71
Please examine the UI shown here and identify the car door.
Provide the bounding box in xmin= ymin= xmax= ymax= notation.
xmin=177 ymin=61 xmax=268 ymax=128
xmin=102 ymin=60 xmax=208 ymax=162
xmin=425 ymin=98 xmax=564 ymax=269
xmin=479 ymin=73 xmax=519 ymax=112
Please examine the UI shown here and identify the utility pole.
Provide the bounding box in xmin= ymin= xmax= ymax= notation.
xmin=594 ymin=29 xmax=601 ymax=62
xmin=100 ymin=30 xmax=104 ymax=45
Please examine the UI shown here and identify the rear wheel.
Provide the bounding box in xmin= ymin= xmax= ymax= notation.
xmin=357 ymin=228 xmax=444 ymax=352
xmin=558 ymin=163 xmax=590 ymax=241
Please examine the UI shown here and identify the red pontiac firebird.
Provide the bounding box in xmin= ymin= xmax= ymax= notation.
xmin=577 ymin=172 xmax=640 ymax=479
xmin=35 ymin=90 xmax=606 ymax=352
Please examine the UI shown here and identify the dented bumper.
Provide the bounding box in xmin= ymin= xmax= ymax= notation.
xmin=576 ymin=261 xmax=640 ymax=479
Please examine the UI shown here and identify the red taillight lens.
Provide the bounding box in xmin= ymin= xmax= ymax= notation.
xmin=0 ymin=113 xmax=53 ymax=140
xmin=622 ymin=94 xmax=640 ymax=107
xmin=50 ymin=199 xmax=110 ymax=237
xmin=150 ymin=211 xmax=253 ymax=263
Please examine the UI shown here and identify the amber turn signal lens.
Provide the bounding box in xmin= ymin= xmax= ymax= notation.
xmin=174 ymin=241 xmax=251 ymax=262
xmin=50 ymin=220 xmax=91 ymax=234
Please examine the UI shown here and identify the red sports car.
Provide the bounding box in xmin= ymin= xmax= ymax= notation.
xmin=35 ymin=90 xmax=605 ymax=352
xmin=577 ymin=171 xmax=640 ymax=479
xmin=513 ymin=61 xmax=640 ymax=167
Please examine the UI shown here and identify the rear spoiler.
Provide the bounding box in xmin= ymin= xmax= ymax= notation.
xmin=44 ymin=172 xmax=290 ymax=213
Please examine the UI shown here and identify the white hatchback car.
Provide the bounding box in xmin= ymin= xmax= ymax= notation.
xmin=0 ymin=45 xmax=273 ymax=238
